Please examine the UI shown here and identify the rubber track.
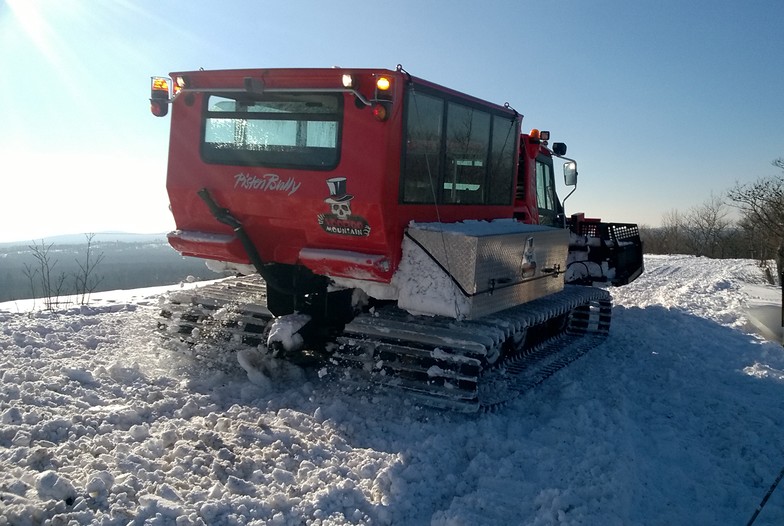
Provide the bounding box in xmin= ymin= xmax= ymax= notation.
xmin=335 ymin=286 xmax=612 ymax=412
xmin=159 ymin=276 xmax=272 ymax=346
xmin=159 ymin=277 xmax=611 ymax=412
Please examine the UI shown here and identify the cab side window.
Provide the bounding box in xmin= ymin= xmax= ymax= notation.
xmin=401 ymin=87 xmax=517 ymax=205
xmin=401 ymin=93 xmax=443 ymax=203
xmin=443 ymin=103 xmax=490 ymax=204
xmin=535 ymin=158 xmax=559 ymax=226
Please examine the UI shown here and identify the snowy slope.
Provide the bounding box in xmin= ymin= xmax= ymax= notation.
xmin=1 ymin=255 xmax=783 ymax=525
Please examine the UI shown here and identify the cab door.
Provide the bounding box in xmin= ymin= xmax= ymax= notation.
xmin=535 ymin=155 xmax=561 ymax=226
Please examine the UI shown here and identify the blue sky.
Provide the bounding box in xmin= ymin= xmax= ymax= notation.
xmin=1 ymin=0 xmax=782 ymax=243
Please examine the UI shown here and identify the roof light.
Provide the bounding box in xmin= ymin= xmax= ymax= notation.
xmin=151 ymin=76 xmax=170 ymax=99
xmin=376 ymin=76 xmax=391 ymax=91
xmin=342 ymin=74 xmax=355 ymax=89
xmin=174 ymin=76 xmax=188 ymax=95
xmin=529 ymin=129 xmax=550 ymax=143
xmin=150 ymin=76 xmax=171 ymax=116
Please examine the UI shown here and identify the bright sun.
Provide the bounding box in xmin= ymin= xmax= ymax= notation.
xmin=5 ymin=0 xmax=58 ymax=63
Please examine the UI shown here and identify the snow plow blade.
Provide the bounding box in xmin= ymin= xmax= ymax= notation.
xmin=159 ymin=277 xmax=611 ymax=412
xmin=569 ymin=219 xmax=644 ymax=287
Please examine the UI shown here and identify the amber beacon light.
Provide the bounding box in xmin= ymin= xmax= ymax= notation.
xmin=150 ymin=76 xmax=171 ymax=117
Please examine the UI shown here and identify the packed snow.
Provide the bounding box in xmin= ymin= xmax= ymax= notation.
xmin=1 ymin=255 xmax=784 ymax=525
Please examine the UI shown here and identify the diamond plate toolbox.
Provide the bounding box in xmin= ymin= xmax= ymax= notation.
xmin=404 ymin=221 xmax=569 ymax=319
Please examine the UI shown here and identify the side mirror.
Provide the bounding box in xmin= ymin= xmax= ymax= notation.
xmin=552 ymin=142 xmax=567 ymax=156
xmin=564 ymin=161 xmax=578 ymax=186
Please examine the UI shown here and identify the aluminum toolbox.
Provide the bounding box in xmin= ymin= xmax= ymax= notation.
xmin=399 ymin=221 xmax=569 ymax=320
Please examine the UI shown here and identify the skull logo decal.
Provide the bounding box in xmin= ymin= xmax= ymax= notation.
xmin=331 ymin=202 xmax=352 ymax=220
xmin=318 ymin=177 xmax=371 ymax=237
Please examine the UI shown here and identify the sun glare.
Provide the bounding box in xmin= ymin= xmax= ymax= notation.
xmin=6 ymin=0 xmax=58 ymax=63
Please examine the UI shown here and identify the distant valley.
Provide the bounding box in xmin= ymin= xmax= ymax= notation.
xmin=0 ymin=234 xmax=224 ymax=302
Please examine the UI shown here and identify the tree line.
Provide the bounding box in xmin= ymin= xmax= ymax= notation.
xmin=639 ymin=158 xmax=784 ymax=283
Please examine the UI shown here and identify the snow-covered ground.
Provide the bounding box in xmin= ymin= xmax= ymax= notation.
xmin=1 ymin=255 xmax=783 ymax=525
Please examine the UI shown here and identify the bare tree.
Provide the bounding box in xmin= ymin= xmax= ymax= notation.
xmin=738 ymin=215 xmax=774 ymax=261
xmin=727 ymin=159 xmax=784 ymax=278
xmin=28 ymin=240 xmax=68 ymax=311
xmin=642 ymin=199 xmax=741 ymax=258
xmin=22 ymin=263 xmax=38 ymax=311
xmin=659 ymin=209 xmax=688 ymax=254
xmin=638 ymin=224 xmax=667 ymax=254
xmin=74 ymin=233 xmax=105 ymax=306
xmin=681 ymin=194 xmax=732 ymax=258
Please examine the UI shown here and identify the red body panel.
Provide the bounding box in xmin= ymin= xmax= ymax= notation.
xmin=513 ymin=135 xmax=547 ymax=224
xmin=163 ymin=68 xmax=524 ymax=283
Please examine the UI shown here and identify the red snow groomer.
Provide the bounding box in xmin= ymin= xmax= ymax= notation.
xmin=151 ymin=66 xmax=643 ymax=411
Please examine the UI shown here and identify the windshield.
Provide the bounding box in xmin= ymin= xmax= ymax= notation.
xmin=201 ymin=93 xmax=342 ymax=169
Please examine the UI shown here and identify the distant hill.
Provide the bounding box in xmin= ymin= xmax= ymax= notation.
xmin=0 ymin=232 xmax=169 ymax=249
